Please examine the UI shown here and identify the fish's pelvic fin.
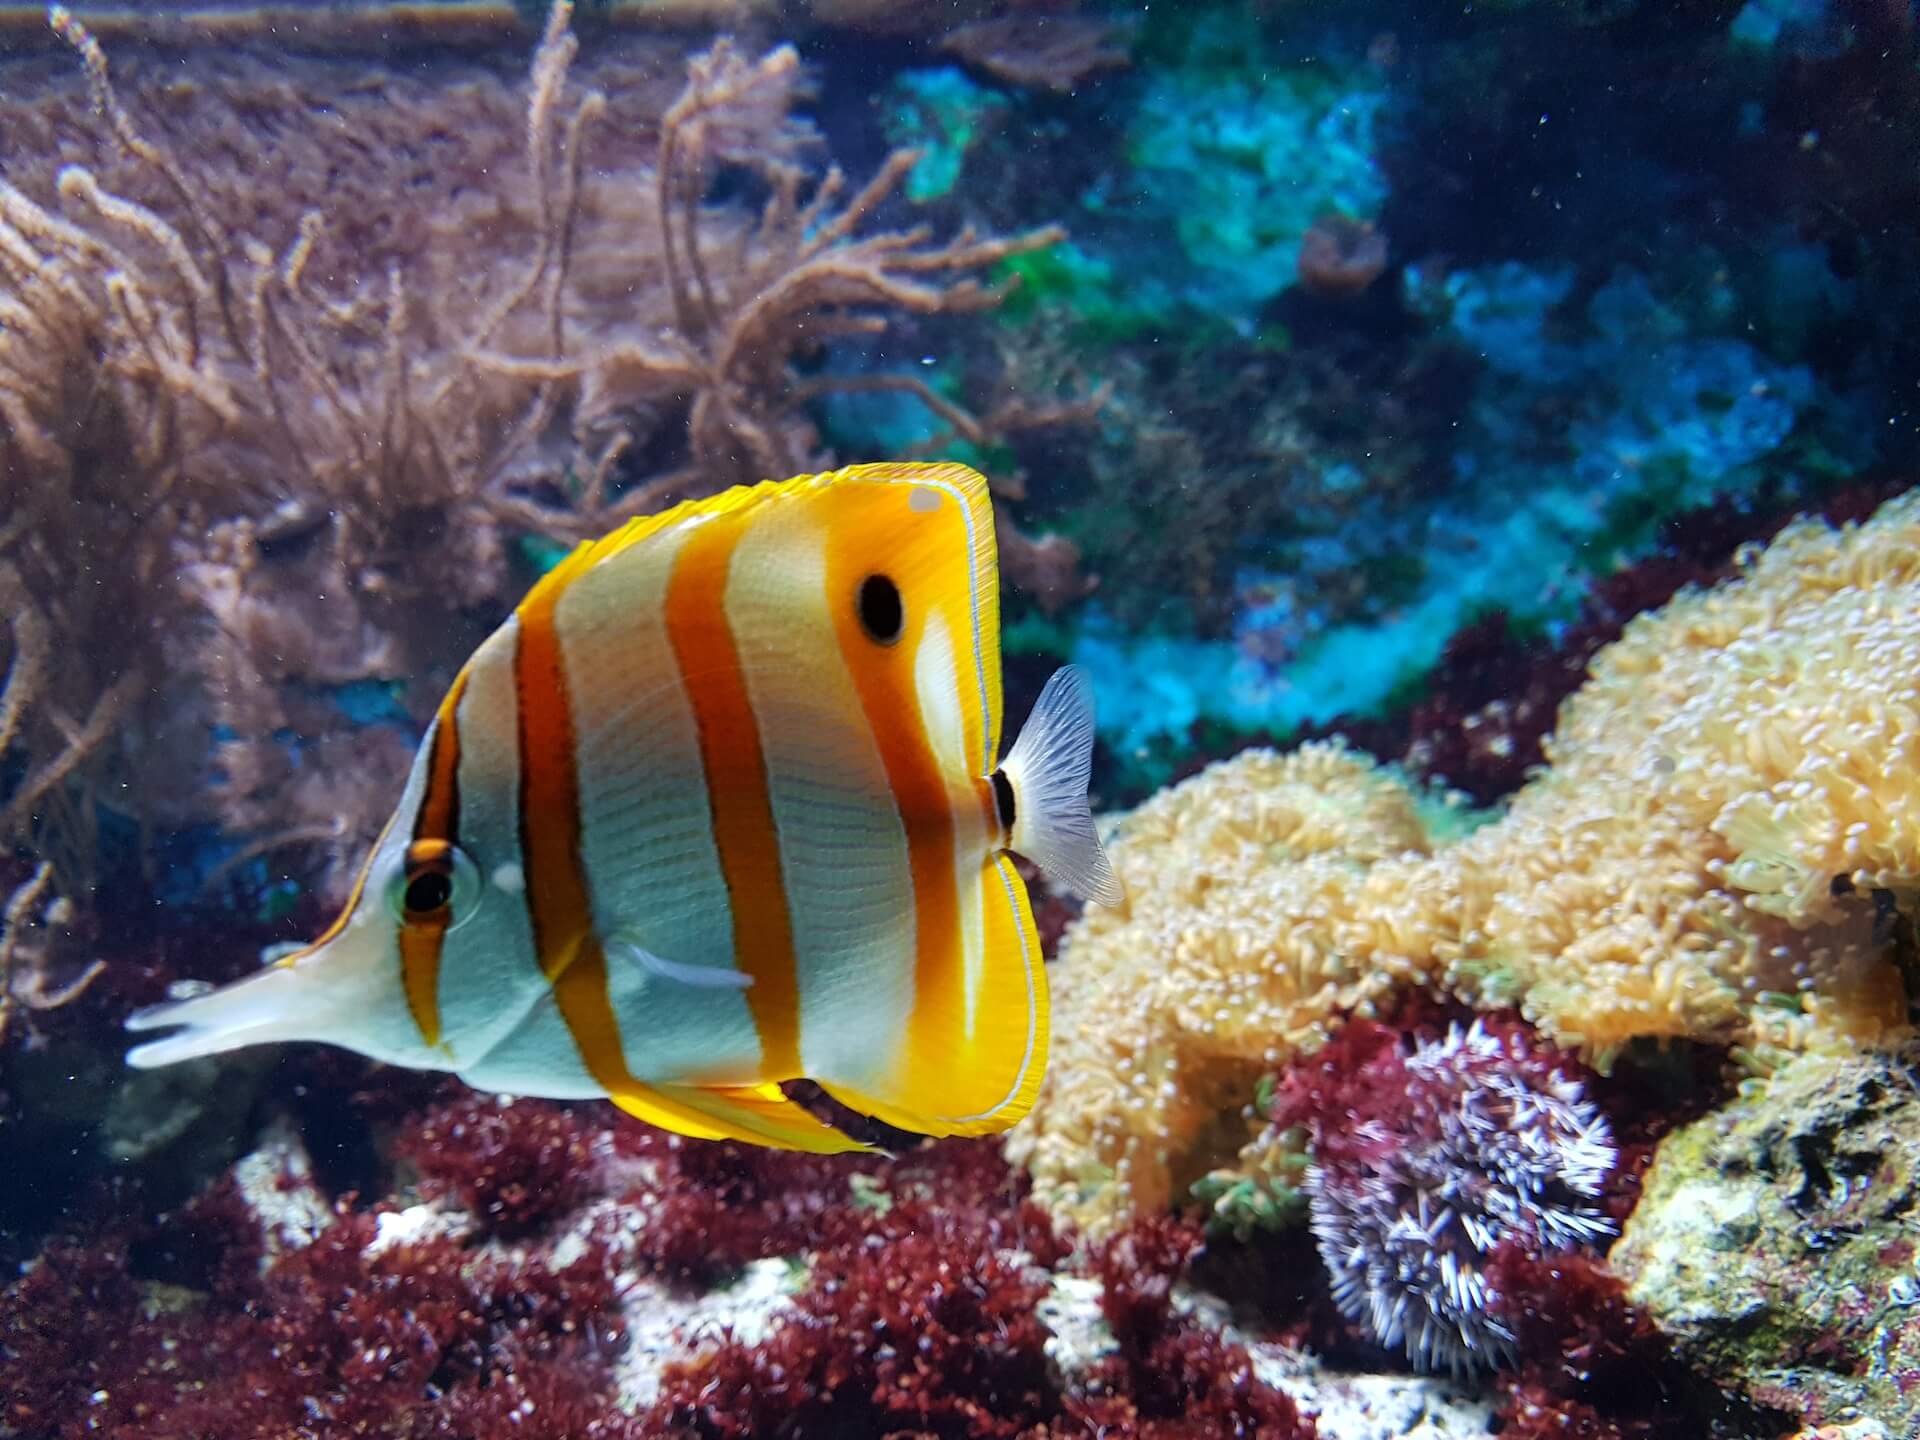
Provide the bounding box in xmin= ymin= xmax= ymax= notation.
xmin=998 ymin=665 xmax=1124 ymax=907
xmin=607 ymin=1079 xmax=871 ymax=1154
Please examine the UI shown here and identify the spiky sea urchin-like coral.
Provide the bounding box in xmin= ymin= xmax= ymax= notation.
xmin=1277 ymin=1019 xmax=1617 ymax=1376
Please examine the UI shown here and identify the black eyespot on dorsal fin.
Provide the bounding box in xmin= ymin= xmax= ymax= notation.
xmin=857 ymin=573 xmax=903 ymax=645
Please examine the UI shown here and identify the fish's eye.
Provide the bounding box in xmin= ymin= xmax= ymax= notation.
xmin=857 ymin=573 xmax=903 ymax=645
xmin=405 ymin=870 xmax=452 ymax=914
xmin=386 ymin=841 xmax=483 ymax=930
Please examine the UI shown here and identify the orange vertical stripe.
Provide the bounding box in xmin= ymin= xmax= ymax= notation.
xmin=399 ymin=673 xmax=467 ymax=1047
xmin=664 ymin=517 xmax=803 ymax=1079
xmin=514 ymin=595 xmax=593 ymax=984
xmin=398 ymin=921 xmax=450 ymax=1048
xmin=546 ymin=937 xmax=630 ymax=1091
xmin=821 ymin=512 xmax=969 ymax=1086
xmin=513 ymin=578 xmax=660 ymax=1093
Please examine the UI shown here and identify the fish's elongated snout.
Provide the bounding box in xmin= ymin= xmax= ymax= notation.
xmin=125 ymin=925 xmax=429 ymax=1071
xmin=125 ymin=962 xmax=327 ymax=1068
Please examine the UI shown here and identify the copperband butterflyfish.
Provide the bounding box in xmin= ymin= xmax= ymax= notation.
xmin=126 ymin=462 xmax=1123 ymax=1153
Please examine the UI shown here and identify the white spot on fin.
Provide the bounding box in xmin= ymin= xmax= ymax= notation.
xmin=909 ymin=486 xmax=943 ymax=513
xmin=608 ymin=935 xmax=754 ymax=989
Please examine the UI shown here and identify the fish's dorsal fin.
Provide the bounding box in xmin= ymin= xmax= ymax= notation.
xmin=999 ymin=665 xmax=1123 ymax=906
xmin=514 ymin=477 xmax=783 ymax=623
xmin=804 ymin=461 xmax=1003 ymax=768
xmin=519 ymin=462 xmax=1004 ymax=771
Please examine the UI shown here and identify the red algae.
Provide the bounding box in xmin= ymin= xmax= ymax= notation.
xmin=1484 ymin=1244 xmax=1697 ymax=1440
xmin=393 ymin=1093 xmax=598 ymax=1239
xmin=612 ymin=1121 xmax=891 ymax=1287
xmin=644 ymin=1195 xmax=1059 ymax=1438
xmin=639 ymin=1138 xmax=1063 ymax=1437
xmin=0 ymin=1197 xmax=629 ymax=1440
xmin=1074 ymin=1217 xmax=1314 ymax=1440
xmin=613 ymin=1120 xmax=1051 ymax=1287
xmin=642 ymin=1152 xmax=1308 ymax=1440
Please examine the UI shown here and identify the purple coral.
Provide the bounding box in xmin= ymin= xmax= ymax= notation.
xmin=1275 ymin=1018 xmax=1617 ymax=1376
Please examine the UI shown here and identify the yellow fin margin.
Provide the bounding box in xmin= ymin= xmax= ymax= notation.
xmin=819 ymin=855 xmax=1048 ymax=1140
xmin=609 ymin=1079 xmax=871 ymax=1154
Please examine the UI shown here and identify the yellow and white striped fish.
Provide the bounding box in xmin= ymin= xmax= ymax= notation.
xmin=127 ymin=462 xmax=1122 ymax=1153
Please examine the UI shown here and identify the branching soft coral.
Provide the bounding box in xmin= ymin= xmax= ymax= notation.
xmin=2 ymin=5 xmax=605 ymax=897
xmin=1014 ymin=491 xmax=1920 ymax=1238
xmin=0 ymin=859 xmax=99 ymax=1047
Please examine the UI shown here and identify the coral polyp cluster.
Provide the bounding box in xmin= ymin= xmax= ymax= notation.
xmin=1014 ymin=491 xmax=1920 ymax=1239
xmin=1275 ymin=1019 xmax=1617 ymax=1376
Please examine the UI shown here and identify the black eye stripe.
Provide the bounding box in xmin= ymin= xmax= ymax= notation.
xmin=857 ymin=573 xmax=903 ymax=645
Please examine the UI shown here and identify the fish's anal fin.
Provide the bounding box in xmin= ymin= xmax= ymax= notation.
xmin=607 ymin=1079 xmax=871 ymax=1154
xmin=999 ymin=665 xmax=1125 ymax=907
xmin=813 ymin=854 xmax=1050 ymax=1141
xmin=815 ymin=1079 xmax=952 ymax=1141
xmin=607 ymin=934 xmax=753 ymax=989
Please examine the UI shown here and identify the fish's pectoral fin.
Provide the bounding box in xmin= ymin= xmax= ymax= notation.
xmin=999 ymin=665 xmax=1124 ymax=907
xmin=607 ymin=934 xmax=753 ymax=990
xmin=607 ymin=1079 xmax=872 ymax=1154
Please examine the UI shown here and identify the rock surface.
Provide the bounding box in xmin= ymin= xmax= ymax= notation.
xmin=1611 ymin=1048 xmax=1920 ymax=1433
xmin=1040 ymin=1273 xmax=1498 ymax=1440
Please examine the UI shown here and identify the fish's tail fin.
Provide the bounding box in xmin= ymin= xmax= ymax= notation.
xmin=998 ymin=665 xmax=1124 ymax=908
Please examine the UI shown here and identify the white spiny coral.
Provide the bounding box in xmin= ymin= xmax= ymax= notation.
xmin=1307 ymin=1022 xmax=1617 ymax=1376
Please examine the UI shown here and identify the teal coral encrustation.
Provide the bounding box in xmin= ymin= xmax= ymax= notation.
xmin=1070 ymin=257 xmax=1852 ymax=765
xmin=1127 ymin=20 xmax=1389 ymax=318
xmin=884 ymin=66 xmax=1009 ymax=203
